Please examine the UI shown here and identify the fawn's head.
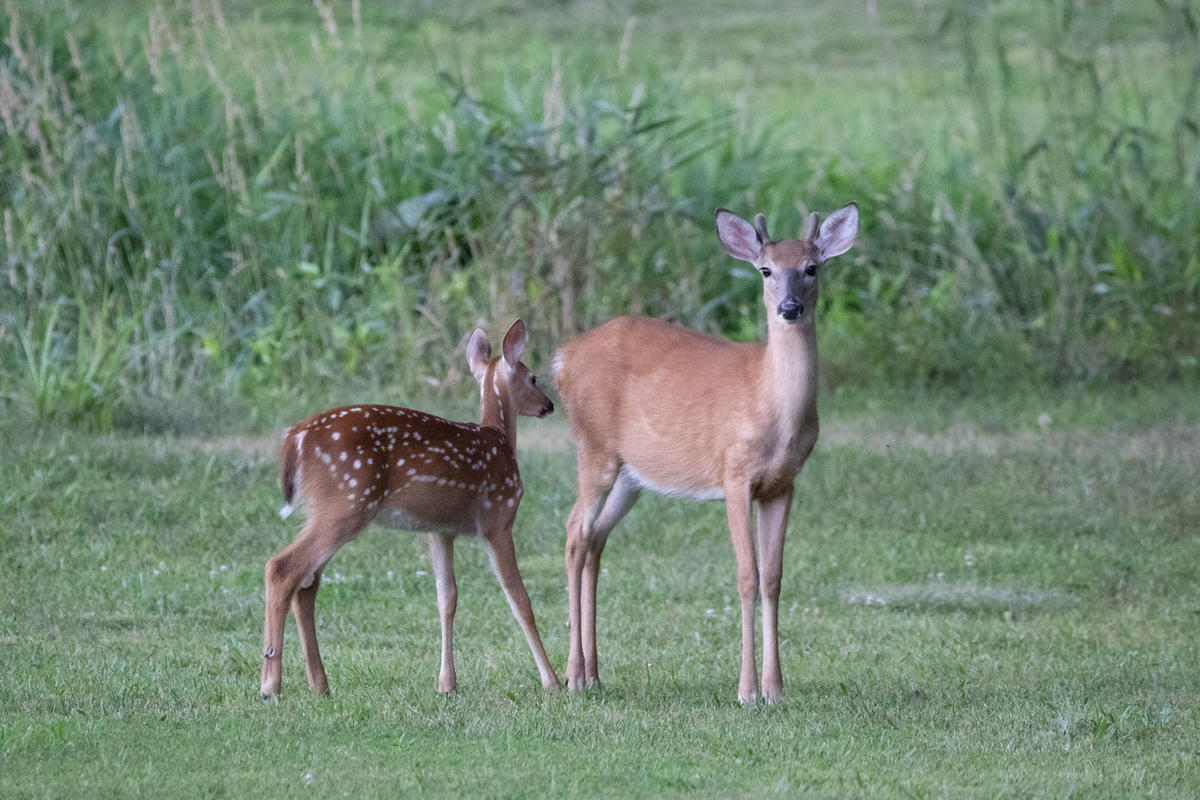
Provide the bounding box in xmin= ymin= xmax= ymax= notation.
xmin=715 ymin=203 xmax=859 ymax=325
xmin=466 ymin=319 xmax=554 ymax=418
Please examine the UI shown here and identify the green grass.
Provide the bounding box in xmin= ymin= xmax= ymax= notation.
xmin=3 ymin=386 xmax=1199 ymax=797
xmin=2 ymin=0 xmax=1198 ymax=427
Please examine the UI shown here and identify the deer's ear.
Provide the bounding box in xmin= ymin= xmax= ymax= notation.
xmin=815 ymin=202 xmax=859 ymax=262
xmin=466 ymin=329 xmax=491 ymax=381
xmin=715 ymin=209 xmax=763 ymax=263
xmin=501 ymin=319 xmax=527 ymax=368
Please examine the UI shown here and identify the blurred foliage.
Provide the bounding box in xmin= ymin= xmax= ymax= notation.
xmin=0 ymin=0 xmax=1197 ymax=429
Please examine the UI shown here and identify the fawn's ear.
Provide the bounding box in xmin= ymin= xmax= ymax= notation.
xmin=815 ymin=202 xmax=859 ymax=262
xmin=466 ymin=329 xmax=491 ymax=381
xmin=715 ymin=209 xmax=763 ymax=263
xmin=501 ymin=319 xmax=527 ymax=368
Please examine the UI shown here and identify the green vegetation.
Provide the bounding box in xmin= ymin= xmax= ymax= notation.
xmin=2 ymin=388 xmax=1199 ymax=797
xmin=1 ymin=0 xmax=1198 ymax=429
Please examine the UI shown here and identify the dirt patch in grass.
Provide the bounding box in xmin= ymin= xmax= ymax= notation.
xmin=821 ymin=420 xmax=1200 ymax=464
xmin=184 ymin=433 xmax=280 ymax=457
xmin=178 ymin=420 xmax=1200 ymax=467
xmin=842 ymin=582 xmax=1077 ymax=614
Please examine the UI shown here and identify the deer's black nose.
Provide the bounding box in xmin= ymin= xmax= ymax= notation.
xmin=778 ymin=299 xmax=803 ymax=320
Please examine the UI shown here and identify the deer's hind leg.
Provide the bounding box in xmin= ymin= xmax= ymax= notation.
xmin=260 ymin=515 xmax=356 ymax=700
xmin=292 ymin=565 xmax=328 ymax=695
xmin=578 ymin=467 xmax=640 ymax=689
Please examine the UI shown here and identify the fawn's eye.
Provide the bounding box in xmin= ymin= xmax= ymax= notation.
xmin=759 ymin=267 xmax=772 ymax=278
xmin=805 ymin=265 xmax=817 ymax=277
xmin=530 ymin=376 xmax=537 ymax=386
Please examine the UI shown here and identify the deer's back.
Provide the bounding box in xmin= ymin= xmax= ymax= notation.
xmin=285 ymin=404 xmax=520 ymax=535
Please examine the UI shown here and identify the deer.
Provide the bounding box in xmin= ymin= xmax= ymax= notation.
xmin=554 ymin=203 xmax=859 ymax=704
xmin=260 ymin=319 xmax=562 ymax=699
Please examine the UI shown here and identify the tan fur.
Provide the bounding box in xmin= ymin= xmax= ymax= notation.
xmin=556 ymin=316 xmax=819 ymax=498
xmin=260 ymin=320 xmax=562 ymax=699
xmin=556 ymin=204 xmax=858 ymax=704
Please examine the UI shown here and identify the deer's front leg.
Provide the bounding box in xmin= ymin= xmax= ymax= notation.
xmin=429 ymin=533 xmax=458 ymax=693
xmin=485 ymin=521 xmax=562 ymax=692
xmin=725 ymin=486 xmax=759 ymax=705
xmin=756 ymin=487 xmax=793 ymax=704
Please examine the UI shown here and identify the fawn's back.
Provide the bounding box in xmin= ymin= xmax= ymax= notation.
xmin=282 ymin=404 xmax=523 ymax=535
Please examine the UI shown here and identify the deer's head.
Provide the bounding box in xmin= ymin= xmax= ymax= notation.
xmin=715 ymin=203 xmax=859 ymax=325
xmin=467 ymin=319 xmax=555 ymax=418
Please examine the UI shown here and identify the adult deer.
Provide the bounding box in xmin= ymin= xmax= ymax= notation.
xmin=260 ymin=319 xmax=562 ymax=699
xmin=555 ymin=203 xmax=859 ymax=704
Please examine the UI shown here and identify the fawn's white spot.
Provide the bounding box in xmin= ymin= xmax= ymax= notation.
xmin=332 ymin=432 xmax=341 ymax=440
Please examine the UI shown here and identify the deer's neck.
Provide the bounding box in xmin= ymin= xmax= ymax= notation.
xmin=760 ymin=316 xmax=819 ymax=433
xmin=480 ymin=364 xmax=518 ymax=454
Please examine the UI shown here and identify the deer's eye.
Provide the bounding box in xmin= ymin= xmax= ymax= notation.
xmin=805 ymin=265 xmax=817 ymax=277
xmin=759 ymin=267 xmax=772 ymax=278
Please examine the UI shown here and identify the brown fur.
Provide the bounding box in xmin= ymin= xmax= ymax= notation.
xmin=555 ymin=204 xmax=858 ymax=704
xmin=260 ymin=320 xmax=562 ymax=699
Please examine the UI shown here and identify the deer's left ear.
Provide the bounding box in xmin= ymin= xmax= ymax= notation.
xmin=501 ymin=319 xmax=527 ymax=368
xmin=815 ymin=202 xmax=859 ymax=262
xmin=466 ymin=329 xmax=491 ymax=381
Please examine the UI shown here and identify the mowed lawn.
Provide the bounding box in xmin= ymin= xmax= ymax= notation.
xmin=2 ymin=385 xmax=1198 ymax=798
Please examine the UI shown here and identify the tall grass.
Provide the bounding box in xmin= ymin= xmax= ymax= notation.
xmin=0 ymin=0 xmax=1197 ymax=429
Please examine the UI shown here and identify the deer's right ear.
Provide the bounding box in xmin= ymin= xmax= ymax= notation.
xmin=715 ymin=209 xmax=762 ymax=263
xmin=466 ymin=329 xmax=491 ymax=381
xmin=501 ymin=318 xmax=528 ymax=369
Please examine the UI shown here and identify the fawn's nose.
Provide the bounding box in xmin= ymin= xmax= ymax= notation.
xmin=540 ymin=399 xmax=554 ymax=417
xmin=777 ymin=299 xmax=803 ymax=321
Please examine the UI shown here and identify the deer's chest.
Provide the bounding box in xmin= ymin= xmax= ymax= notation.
xmin=750 ymin=421 xmax=819 ymax=499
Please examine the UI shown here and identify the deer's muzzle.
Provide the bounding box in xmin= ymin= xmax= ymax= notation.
xmin=777 ymin=299 xmax=803 ymax=321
